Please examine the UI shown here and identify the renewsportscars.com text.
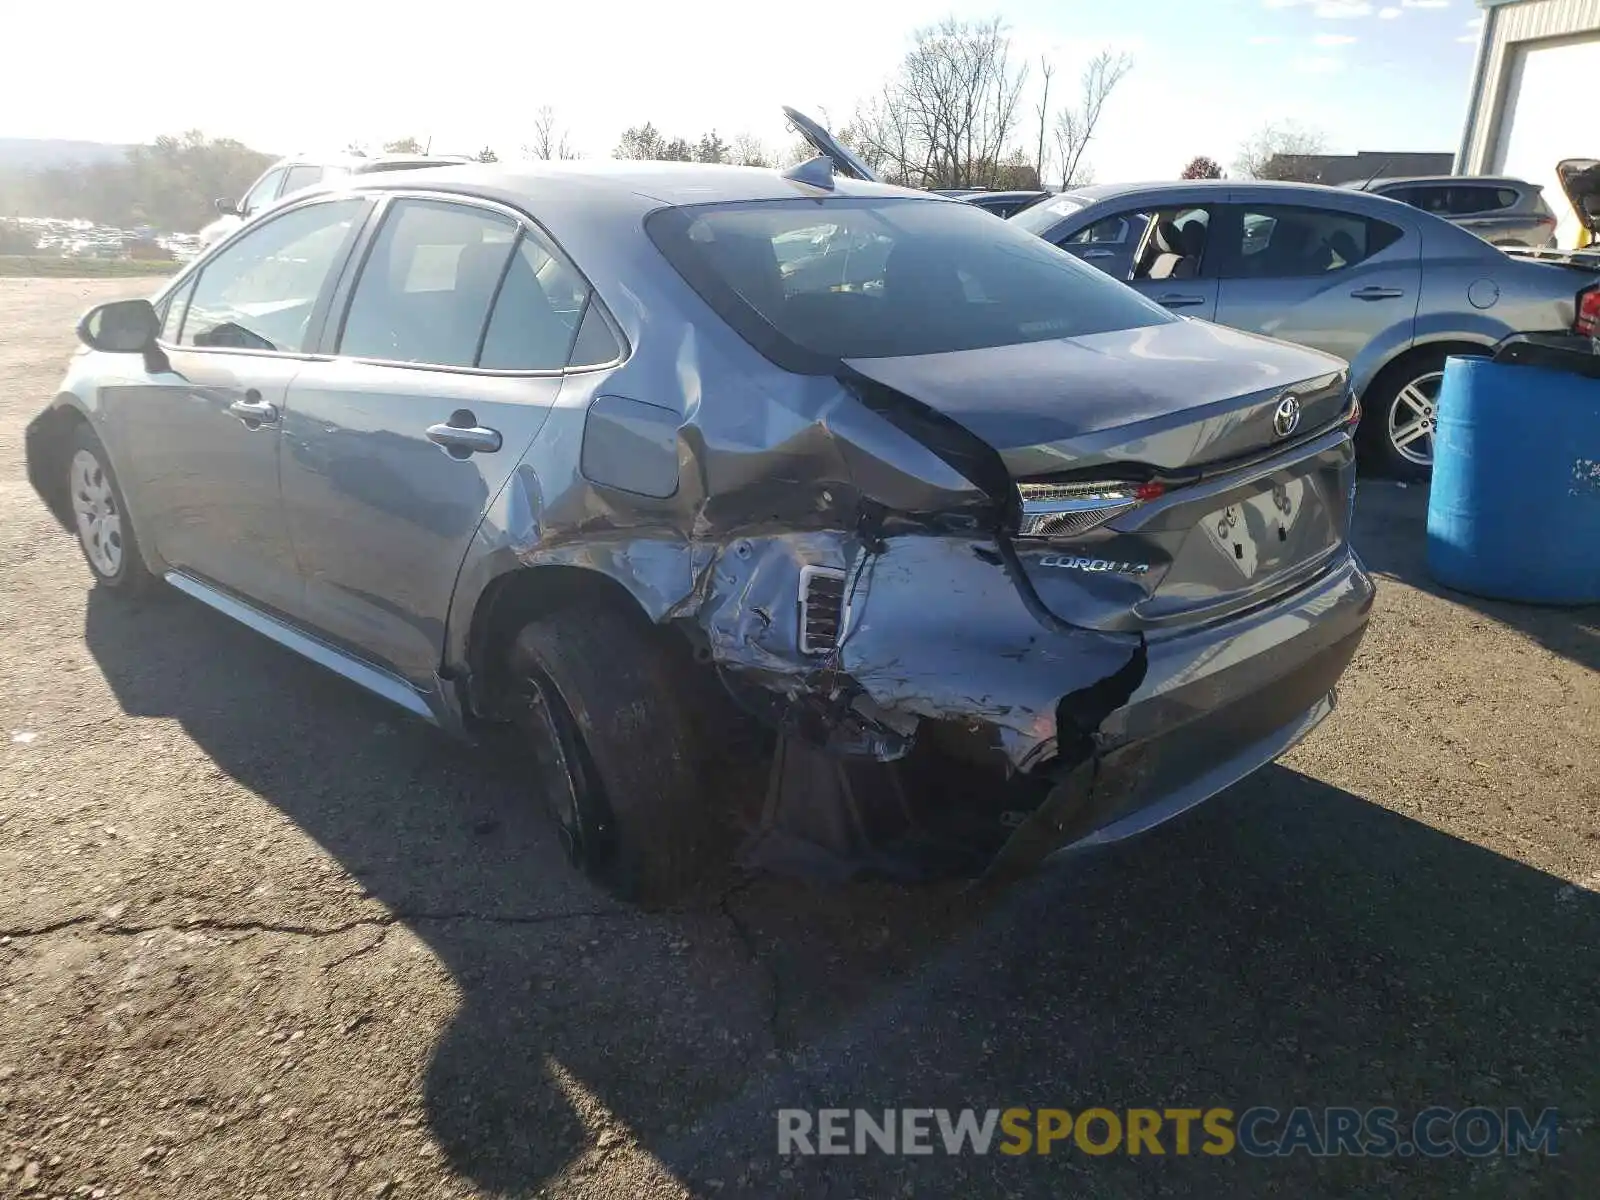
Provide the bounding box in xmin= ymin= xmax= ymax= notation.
xmin=777 ymin=1106 xmax=1560 ymax=1158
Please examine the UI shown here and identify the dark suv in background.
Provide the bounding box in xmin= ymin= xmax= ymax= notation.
xmin=1356 ymin=175 xmax=1558 ymax=248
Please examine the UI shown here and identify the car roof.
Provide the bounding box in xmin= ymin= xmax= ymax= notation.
xmin=1359 ymin=174 xmax=1531 ymax=189
xmin=337 ymin=158 xmax=942 ymax=210
xmin=350 ymin=154 xmax=472 ymax=172
xmin=270 ymin=152 xmax=470 ymax=172
xmin=1062 ymin=179 xmax=1236 ymax=201
xmin=1057 ymin=177 xmax=1435 ymax=211
xmin=964 ymin=190 xmax=1050 ymax=201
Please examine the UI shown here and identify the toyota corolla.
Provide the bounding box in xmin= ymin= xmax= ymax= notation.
xmin=26 ymin=153 xmax=1374 ymax=902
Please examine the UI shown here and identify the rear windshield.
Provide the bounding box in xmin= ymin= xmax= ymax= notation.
xmin=646 ymin=197 xmax=1171 ymax=371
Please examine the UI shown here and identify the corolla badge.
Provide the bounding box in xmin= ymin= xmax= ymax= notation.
xmin=1038 ymin=554 xmax=1151 ymax=575
xmin=1273 ymin=393 xmax=1302 ymax=439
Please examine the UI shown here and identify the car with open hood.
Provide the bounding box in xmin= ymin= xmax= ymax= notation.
xmin=1556 ymin=159 xmax=1599 ymax=250
xmin=27 ymin=134 xmax=1374 ymax=902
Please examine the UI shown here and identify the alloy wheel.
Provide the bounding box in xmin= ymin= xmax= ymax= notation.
xmin=1387 ymin=370 xmax=1443 ymax=468
xmin=70 ymin=448 xmax=124 ymax=578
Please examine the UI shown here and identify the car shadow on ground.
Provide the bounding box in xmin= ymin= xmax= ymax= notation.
xmin=84 ymin=587 xmax=1599 ymax=1198
xmin=1354 ymin=480 xmax=1599 ymax=674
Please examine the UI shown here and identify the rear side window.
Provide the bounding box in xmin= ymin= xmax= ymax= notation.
xmin=339 ymin=199 xmax=518 ymax=368
xmin=1448 ymin=185 xmax=1516 ymax=214
xmin=647 ymin=197 xmax=1172 ymax=369
xmin=1224 ymin=205 xmax=1403 ymax=279
xmin=339 ymin=198 xmax=614 ymax=371
xmin=476 ymin=233 xmax=588 ymax=370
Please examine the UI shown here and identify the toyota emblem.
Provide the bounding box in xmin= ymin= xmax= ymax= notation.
xmin=1273 ymin=394 xmax=1302 ymax=439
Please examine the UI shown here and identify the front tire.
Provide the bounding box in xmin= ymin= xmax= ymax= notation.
xmin=67 ymin=426 xmax=153 ymax=592
xmin=506 ymin=608 xmax=715 ymax=905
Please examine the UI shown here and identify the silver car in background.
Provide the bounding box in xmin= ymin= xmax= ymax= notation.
xmin=199 ymin=152 xmax=471 ymax=247
xmin=27 ymin=152 xmax=1373 ymax=902
xmin=1007 ymin=180 xmax=1600 ymax=479
xmin=1355 ymin=175 xmax=1560 ymax=249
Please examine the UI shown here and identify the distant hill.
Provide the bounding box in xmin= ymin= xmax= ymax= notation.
xmin=0 ymin=138 xmax=130 ymax=171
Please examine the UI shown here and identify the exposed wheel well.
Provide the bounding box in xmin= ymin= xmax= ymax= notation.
xmin=465 ymin=566 xmax=691 ymax=719
xmin=27 ymin=404 xmax=91 ymax=529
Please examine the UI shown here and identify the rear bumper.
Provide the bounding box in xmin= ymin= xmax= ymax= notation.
xmin=704 ymin=529 xmax=1373 ymax=877
xmin=985 ymin=551 xmax=1373 ymax=876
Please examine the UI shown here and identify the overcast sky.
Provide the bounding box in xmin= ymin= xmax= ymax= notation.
xmin=4 ymin=0 xmax=1483 ymax=179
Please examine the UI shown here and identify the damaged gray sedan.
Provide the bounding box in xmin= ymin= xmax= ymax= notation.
xmin=26 ymin=154 xmax=1375 ymax=902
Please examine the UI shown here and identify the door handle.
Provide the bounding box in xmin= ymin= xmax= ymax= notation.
xmin=426 ymin=416 xmax=502 ymax=458
xmin=1080 ymin=248 xmax=1116 ymax=259
xmin=1154 ymin=293 xmax=1206 ymax=308
xmin=227 ymin=390 xmax=278 ymax=427
xmin=1350 ymin=286 xmax=1405 ymax=301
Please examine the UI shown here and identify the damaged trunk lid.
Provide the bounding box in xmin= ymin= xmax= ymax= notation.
xmin=845 ymin=319 xmax=1354 ymax=630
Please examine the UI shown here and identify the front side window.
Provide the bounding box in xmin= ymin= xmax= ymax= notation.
xmin=1224 ymin=206 xmax=1403 ymax=278
xmin=647 ymin=197 xmax=1172 ymax=368
xmin=179 ymin=198 xmax=365 ymax=353
xmin=240 ymin=168 xmax=286 ymax=216
xmin=1127 ymin=207 xmax=1211 ymax=281
xmin=159 ymin=275 xmax=197 ymax=343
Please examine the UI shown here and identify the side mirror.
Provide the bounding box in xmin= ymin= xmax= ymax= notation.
xmin=214 ymin=197 xmax=239 ymax=216
xmin=77 ymin=299 xmax=160 ymax=354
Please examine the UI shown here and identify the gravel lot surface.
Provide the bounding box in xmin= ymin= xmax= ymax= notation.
xmin=2 ymin=278 xmax=1596 ymax=1199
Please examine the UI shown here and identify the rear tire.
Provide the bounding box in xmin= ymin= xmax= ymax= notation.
xmin=1358 ymin=348 xmax=1481 ymax=482
xmin=66 ymin=425 xmax=154 ymax=594
xmin=506 ymin=607 xmax=715 ymax=905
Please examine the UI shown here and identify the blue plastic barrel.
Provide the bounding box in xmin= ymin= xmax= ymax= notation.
xmin=1426 ymin=355 xmax=1600 ymax=604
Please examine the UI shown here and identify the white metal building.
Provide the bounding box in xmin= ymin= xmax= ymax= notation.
xmin=1456 ymin=0 xmax=1600 ymax=247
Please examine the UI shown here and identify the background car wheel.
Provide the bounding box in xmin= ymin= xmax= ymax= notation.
xmin=1359 ymin=349 xmax=1479 ymax=482
xmin=506 ymin=607 xmax=715 ymax=905
xmin=67 ymin=426 xmax=152 ymax=592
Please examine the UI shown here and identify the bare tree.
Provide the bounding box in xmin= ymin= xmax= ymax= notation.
xmin=528 ymin=106 xmax=578 ymax=160
xmin=1233 ymin=121 xmax=1328 ymax=181
xmin=383 ymin=137 xmax=425 ymax=155
xmin=1052 ymin=50 xmax=1133 ymax=190
xmin=728 ymin=133 xmax=772 ymax=167
xmin=847 ymin=17 xmax=1029 ymax=190
xmin=1034 ymin=57 xmax=1054 ymax=184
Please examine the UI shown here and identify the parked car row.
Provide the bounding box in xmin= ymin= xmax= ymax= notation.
xmin=30 ymin=108 xmax=1381 ymax=900
xmin=787 ymin=110 xmax=1600 ymax=481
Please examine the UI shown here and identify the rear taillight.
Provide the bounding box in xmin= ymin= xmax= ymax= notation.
xmin=1577 ymin=285 xmax=1600 ymax=338
xmin=1015 ymin=480 xmax=1154 ymax=539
